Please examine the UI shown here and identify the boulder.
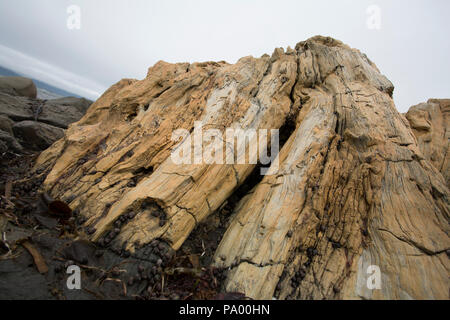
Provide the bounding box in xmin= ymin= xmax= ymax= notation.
xmin=13 ymin=121 xmax=64 ymax=151
xmin=0 ymin=92 xmax=34 ymax=122
xmin=0 ymin=76 xmax=37 ymax=99
xmin=0 ymin=115 xmax=14 ymax=135
xmin=0 ymin=91 xmax=92 ymax=130
xmin=37 ymin=98 xmax=92 ymax=129
xmin=47 ymin=97 xmax=92 ymax=114
xmin=0 ymin=129 xmax=23 ymax=153
xmin=0 ymin=82 xmax=92 ymax=153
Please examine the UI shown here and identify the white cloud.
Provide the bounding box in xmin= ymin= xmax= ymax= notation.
xmin=0 ymin=44 xmax=105 ymax=100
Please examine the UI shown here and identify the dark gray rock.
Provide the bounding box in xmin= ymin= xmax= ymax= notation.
xmin=0 ymin=129 xmax=23 ymax=153
xmin=0 ymin=139 xmax=7 ymax=154
xmin=38 ymin=98 xmax=91 ymax=129
xmin=0 ymin=115 xmax=14 ymax=135
xmin=0 ymin=250 xmax=53 ymax=300
xmin=0 ymin=92 xmax=92 ymax=130
xmin=0 ymin=77 xmax=92 ymax=153
xmin=0 ymin=76 xmax=37 ymax=99
xmin=47 ymin=97 xmax=92 ymax=114
xmin=0 ymin=92 xmax=34 ymax=122
xmin=12 ymin=120 xmax=64 ymax=151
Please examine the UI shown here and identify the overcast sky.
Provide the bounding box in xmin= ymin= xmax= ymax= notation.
xmin=0 ymin=0 xmax=448 ymax=112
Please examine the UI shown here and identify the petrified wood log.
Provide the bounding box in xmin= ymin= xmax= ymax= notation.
xmin=34 ymin=36 xmax=449 ymax=300
xmin=406 ymin=99 xmax=449 ymax=187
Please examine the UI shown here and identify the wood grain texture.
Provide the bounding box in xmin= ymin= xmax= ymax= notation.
xmin=34 ymin=36 xmax=449 ymax=300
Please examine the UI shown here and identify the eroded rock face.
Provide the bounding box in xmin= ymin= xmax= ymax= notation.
xmin=35 ymin=36 xmax=449 ymax=300
xmin=406 ymin=99 xmax=449 ymax=187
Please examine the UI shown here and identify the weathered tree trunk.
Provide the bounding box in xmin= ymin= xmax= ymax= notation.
xmin=214 ymin=39 xmax=449 ymax=300
xmin=34 ymin=36 xmax=449 ymax=300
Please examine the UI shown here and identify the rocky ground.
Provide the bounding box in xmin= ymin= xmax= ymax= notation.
xmin=0 ymin=37 xmax=449 ymax=300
